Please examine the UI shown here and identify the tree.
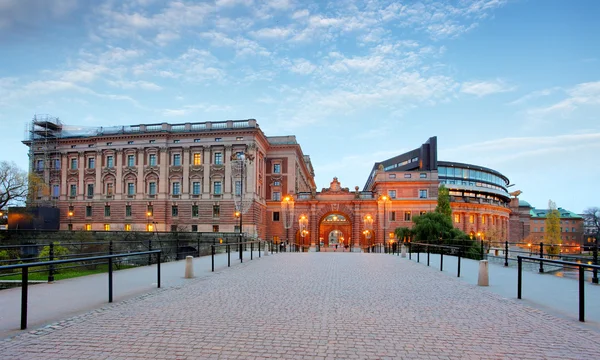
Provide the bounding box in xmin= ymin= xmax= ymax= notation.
xmin=0 ymin=161 xmax=29 ymax=209
xmin=412 ymin=212 xmax=466 ymax=241
xmin=394 ymin=227 xmax=413 ymax=243
xmin=435 ymin=184 xmax=452 ymax=218
xmin=545 ymin=200 xmax=561 ymax=255
xmin=583 ymin=207 xmax=600 ymax=240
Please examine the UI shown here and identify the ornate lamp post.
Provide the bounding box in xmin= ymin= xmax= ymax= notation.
xmin=147 ymin=211 xmax=152 ymax=232
xmin=299 ymin=214 xmax=308 ymax=252
xmin=363 ymin=214 xmax=373 ymax=253
xmin=231 ymin=151 xmax=254 ymax=257
xmin=67 ymin=210 xmax=73 ymax=231
xmin=379 ymin=195 xmax=391 ymax=253
xmin=281 ymin=195 xmax=295 ymax=252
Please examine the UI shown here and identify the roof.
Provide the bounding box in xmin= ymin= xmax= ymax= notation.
xmin=530 ymin=207 xmax=583 ymax=219
xmin=518 ymin=199 xmax=532 ymax=208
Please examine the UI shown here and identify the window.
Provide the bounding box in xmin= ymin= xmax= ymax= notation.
xmin=454 ymin=214 xmax=460 ymax=223
xmin=565 ymin=228 xmax=569 ymax=232
xmin=420 ymin=173 xmax=427 ymax=178
xmin=172 ymin=182 xmax=181 ymax=195
xmin=52 ymin=185 xmax=59 ymax=198
xmin=35 ymin=159 xmax=44 ymax=171
xmin=127 ymin=141 xmax=134 ymax=145
xmin=127 ymin=155 xmax=135 ymax=167
xmin=388 ymin=190 xmax=396 ymax=199
xmin=173 ymin=154 xmax=181 ymax=166
xmin=106 ymin=142 xmax=112 ymax=146
xmin=235 ymin=181 xmax=241 ymax=196
xmin=541 ymin=226 xmax=544 ymax=231
xmin=215 ymin=137 xmax=222 ymax=142
xmin=193 ymin=153 xmax=201 ymax=166
xmin=192 ymin=205 xmax=199 ymax=217
xmin=404 ymin=211 xmax=411 ymax=221
xmin=149 ymin=140 xmax=155 ymax=144
xmin=53 ymin=159 xmax=60 ymax=169
xmin=172 ymin=205 xmax=179 ymax=217
xmin=149 ymin=154 xmax=157 ymax=166
xmin=126 ymin=205 xmax=132 ymax=217
xmin=127 ymin=183 xmax=135 ymax=195
xmin=106 ymin=183 xmax=114 ymax=196
xmin=147 ymin=223 xmax=154 ymax=232
xmin=212 ymin=225 xmax=219 ymax=232
xmin=273 ymin=164 xmax=281 ymax=173
xmin=104 ymin=224 xmax=110 ymax=231
xmin=85 ymin=224 xmax=92 ymax=231
xmin=70 ymin=158 xmax=78 ymax=170
xmin=404 ymin=174 xmax=411 ymax=178
xmin=125 ymin=224 xmax=131 ymax=231
xmin=236 ymin=136 xmax=243 ymax=141
xmin=272 ymin=192 xmax=281 ymax=201
xmin=213 ymin=205 xmax=220 ymax=218
xmin=420 ymin=211 xmax=427 ymax=216
xmin=390 ymin=211 xmax=396 ymax=221
xmin=213 ymin=181 xmax=222 ymax=195
xmin=273 ymin=181 xmax=281 ymax=186
xmin=534 ymin=227 xmax=538 ymax=232
xmin=87 ymin=184 xmax=94 ymax=197
xmin=173 ymin=139 xmax=180 ymax=144
xmin=192 ymin=182 xmax=201 ymax=195
xmin=492 ymin=217 xmax=496 ymax=225
xmin=572 ymin=227 xmax=576 ymax=232
xmin=104 ymin=205 xmax=110 ymax=217
xmin=389 ymin=174 xmax=396 ymax=179
xmin=147 ymin=205 xmax=153 ymax=216
xmin=70 ymin=184 xmax=77 ymax=196
xmin=419 ymin=190 xmax=427 ymax=199
xmin=88 ymin=158 xmax=95 ymax=169
xmin=214 ymin=152 xmax=222 ymax=165
xmin=86 ymin=206 xmax=92 ymax=217
xmin=106 ymin=156 xmax=114 ymax=168
xmin=469 ymin=215 xmax=475 ymax=224
xmin=194 ymin=139 xmax=201 ymax=142
xmin=273 ymin=212 xmax=280 ymax=221
xmin=149 ymin=182 xmax=156 ymax=195
xmin=191 ymin=225 xmax=198 ymax=232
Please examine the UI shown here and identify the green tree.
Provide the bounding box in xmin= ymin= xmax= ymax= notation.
xmin=545 ymin=200 xmax=561 ymax=255
xmin=435 ymin=184 xmax=452 ymax=218
xmin=412 ymin=212 xmax=462 ymax=241
xmin=394 ymin=227 xmax=413 ymax=242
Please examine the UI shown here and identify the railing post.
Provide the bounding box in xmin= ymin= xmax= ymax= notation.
xmin=504 ymin=241 xmax=509 ymax=267
xmin=211 ymin=245 xmax=215 ymax=272
xmin=228 ymin=244 xmax=231 ymax=267
xmin=20 ymin=266 xmax=28 ymax=330
xmin=148 ymin=238 xmax=152 ymax=266
xmin=251 ymin=242 xmax=253 ymax=260
xmin=457 ymin=248 xmax=461 ymax=277
xmin=480 ymin=240 xmax=484 ymax=260
xmin=517 ymin=256 xmax=522 ymax=299
xmin=427 ymin=245 xmax=430 ymax=266
xmin=259 ymin=241 xmax=261 ymax=258
xmin=539 ymin=242 xmax=544 ymax=273
xmin=417 ymin=247 xmax=420 ymax=263
xmin=440 ymin=247 xmax=444 ymax=272
xmin=593 ymin=241 xmax=598 ymax=284
xmin=197 ymin=236 xmax=200 ymax=257
xmin=48 ymin=242 xmax=55 ymax=283
xmin=157 ymin=251 xmax=161 ymax=288
xmin=408 ymin=242 xmax=412 ymax=260
xmin=108 ymin=240 xmax=113 ymax=303
xmin=579 ymin=266 xmax=585 ymax=322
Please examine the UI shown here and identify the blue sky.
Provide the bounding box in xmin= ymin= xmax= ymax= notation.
xmin=1 ymin=0 xmax=599 ymax=213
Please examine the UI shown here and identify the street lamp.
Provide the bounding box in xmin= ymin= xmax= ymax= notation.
xmin=281 ymin=195 xmax=295 ymax=252
xmin=379 ymin=195 xmax=391 ymax=253
xmin=363 ymin=214 xmax=373 ymax=253
xmin=147 ymin=211 xmax=152 ymax=232
xmin=68 ymin=210 xmax=73 ymax=231
xmin=231 ymin=151 xmax=255 ymax=256
xmin=299 ymin=214 xmax=308 ymax=252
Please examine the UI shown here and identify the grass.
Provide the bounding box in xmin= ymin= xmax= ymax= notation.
xmin=0 ymin=264 xmax=137 ymax=281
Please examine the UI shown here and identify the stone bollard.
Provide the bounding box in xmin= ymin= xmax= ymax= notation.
xmin=401 ymin=245 xmax=407 ymax=258
xmin=184 ymin=256 xmax=194 ymax=279
xmin=478 ymin=260 xmax=489 ymax=286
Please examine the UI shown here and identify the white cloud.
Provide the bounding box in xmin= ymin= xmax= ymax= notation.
xmin=508 ymin=87 xmax=560 ymax=106
xmin=215 ymin=0 xmax=253 ymax=7
xmin=461 ymin=79 xmax=515 ymax=97
xmin=250 ymin=27 xmax=293 ymax=40
xmin=527 ymin=81 xmax=600 ymax=116
xmin=291 ymin=9 xmax=309 ymax=19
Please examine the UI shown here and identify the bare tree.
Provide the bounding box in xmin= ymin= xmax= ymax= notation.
xmin=583 ymin=207 xmax=600 ymax=239
xmin=0 ymin=161 xmax=28 ymax=209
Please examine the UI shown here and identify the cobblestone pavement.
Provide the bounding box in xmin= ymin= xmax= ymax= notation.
xmin=2 ymin=253 xmax=599 ymax=359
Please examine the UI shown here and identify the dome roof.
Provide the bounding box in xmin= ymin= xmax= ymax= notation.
xmin=518 ymin=199 xmax=532 ymax=208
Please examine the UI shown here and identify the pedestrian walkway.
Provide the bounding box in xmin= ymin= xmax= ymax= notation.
xmin=2 ymin=252 xmax=600 ymax=359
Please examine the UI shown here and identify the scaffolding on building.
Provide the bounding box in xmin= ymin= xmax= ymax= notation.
xmin=24 ymin=114 xmax=63 ymax=207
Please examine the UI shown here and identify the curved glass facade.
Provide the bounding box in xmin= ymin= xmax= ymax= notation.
xmin=438 ymin=165 xmax=508 ymax=193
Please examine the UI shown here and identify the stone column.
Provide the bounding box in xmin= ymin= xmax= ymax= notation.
xmin=60 ymin=153 xmax=68 ymax=198
xmin=182 ymin=148 xmax=190 ymax=199
xmin=115 ymin=150 xmax=123 ymax=197
xmin=310 ymin=204 xmax=318 ymax=249
xmin=159 ymin=148 xmax=168 ymax=197
xmin=95 ymin=150 xmax=102 ymax=197
xmin=353 ymin=203 xmax=361 ymax=249
xmin=77 ymin=152 xmax=84 ymax=199
xmin=136 ymin=148 xmax=144 ymax=196
xmin=224 ymin=145 xmax=232 ymax=198
xmin=203 ymin=147 xmax=210 ymax=196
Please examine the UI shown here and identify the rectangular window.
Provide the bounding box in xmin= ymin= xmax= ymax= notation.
xmin=194 ymin=139 xmax=201 ymax=142
xmin=127 ymin=141 xmax=134 ymax=145
xmin=106 ymin=183 xmax=114 ymax=196
xmin=106 ymin=156 xmax=114 ymax=168
xmin=215 ymin=138 xmax=222 ymax=142
xmin=172 ymin=205 xmax=178 ymax=217
xmin=147 ymin=205 xmax=153 ymax=216
xmin=125 ymin=205 xmax=132 ymax=217
xmin=147 ymin=223 xmax=154 ymax=232
xmin=104 ymin=205 xmax=110 ymax=217
xmin=70 ymin=184 xmax=77 ymax=196
xmin=212 ymin=225 xmax=219 ymax=232
xmin=235 ymin=181 xmax=241 ymax=196
xmin=420 ymin=211 xmax=427 ymax=216
xmin=52 ymin=184 xmax=59 ymax=197
xmin=173 ymin=139 xmax=180 ymax=144
xmin=389 ymin=174 xmax=396 ymax=179
xmin=127 ymin=183 xmax=135 ymax=195
xmin=86 ymin=206 xmax=92 ymax=217
xmin=149 ymin=140 xmax=155 ymax=144
xmin=482 ymin=216 xmax=486 ymax=224
xmin=87 ymin=184 xmax=94 ymax=197
xmin=541 ymin=226 xmax=544 ymax=231
xmin=149 ymin=182 xmax=156 ymax=195
xmin=173 ymin=154 xmax=181 ymax=166
xmin=106 ymin=142 xmax=112 ymax=146
xmin=213 ymin=181 xmax=222 ymax=195
xmin=273 ymin=164 xmax=281 ymax=173
xmin=534 ymin=227 xmax=538 ymax=232
xmin=192 ymin=182 xmax=201 ymax=195
xmin=273 ymin=181 xmax=281 ymax=186
xmin=214 ymin=152 xmax=222 ymax=165
xmin=193 ymin=153 xmax=201 ymax=166
xmin=88 ymin=158 xmax=95 ymax=169
xmin=125 ymin=224 xmax=131 ymax=231
xmin=572 ymin=227 xmax=576 ymax=232
xmin=104 ymin=224 xmax=110 ymax=231
xmin=404 ymin=174 xmax=411 ymax=178
xmin=149 ymin=154 xmax=157 ymax=166
xmin=192 ymin=205 xmax=199 ymax=217
xmin=127 ymin=155 xmax=135 ymax=167
xmin=70 ymin=158 xmax=78 ymax=170
xmin=272 ymin=192 xmax=281 ymax=201
xmin=172 ymin=182 xmax=181 ymax=195
xmin=565 ymin=228 xmax=569 ymax=232
xmin=390 ymin=211 xmax=396 ymax=221
xmin=85 ymin=224 xmax=92 ymax=231
xmin=454 ymin=214 xmax=460 ymax=223
xmin=420 ymin=173 xmax=427 ymax=178
xmin=404 ymin=211 xmax=411 ymax=221
xmin=213 ymin=205 xmax=220 ymax=218
xmin=469 ymin=215 xmax=475 ymax=224
xmin=388 ymin=190 xmax=396 ymax=199
xmin=419 ymin=190 xmax=427 ymax=199
xmin=54 ymin=159 xmax=61 ymax=169
xmin=273 ymin=212 xmax=280 ymax=221
xmin=236 ymin=136 xmax=243 ymax=141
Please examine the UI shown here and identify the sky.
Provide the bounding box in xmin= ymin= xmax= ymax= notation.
xmin=1 ymin=0 xmax=599 ymax=213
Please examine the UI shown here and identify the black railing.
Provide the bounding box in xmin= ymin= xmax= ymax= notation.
xmin=408 ymin=242 xmax=462 ymax=277
xmin=210 ymin=241 xmax=268 ymax=272
xmin=0 ymin=249 xmax=161 ymax=330
xmin=517 ymin=255 xmax=600 ymax=322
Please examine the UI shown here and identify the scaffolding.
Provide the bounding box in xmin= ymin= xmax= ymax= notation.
xmin=24 ymin=114 xmax=63 ymax=207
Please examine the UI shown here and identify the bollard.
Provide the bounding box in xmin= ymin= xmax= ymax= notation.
xmin=185 ymin=255 xmax=194 ymax=278
xmin=401 ymin=244 xmax=406 ymax=258
xmin=478 ymin=260 xmax=489 ymax=286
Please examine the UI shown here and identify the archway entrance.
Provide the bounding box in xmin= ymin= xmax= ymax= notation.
xmin=319 ymin=213 xmax=352 ymax=252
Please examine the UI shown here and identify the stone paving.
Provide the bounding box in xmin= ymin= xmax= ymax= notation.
xmin=2 ymin=252 xmax=600 ymax=359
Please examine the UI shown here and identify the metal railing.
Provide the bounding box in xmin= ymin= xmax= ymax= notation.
xmin=0 ymin=248 xmax=161 ymax=330
xmin=210 ymin=241 xmax=268 ymax=272
xmin=517 ymin=255 xmax=600 ymax=322
xmin=408 ymin=242 xmax=462 ymax=277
